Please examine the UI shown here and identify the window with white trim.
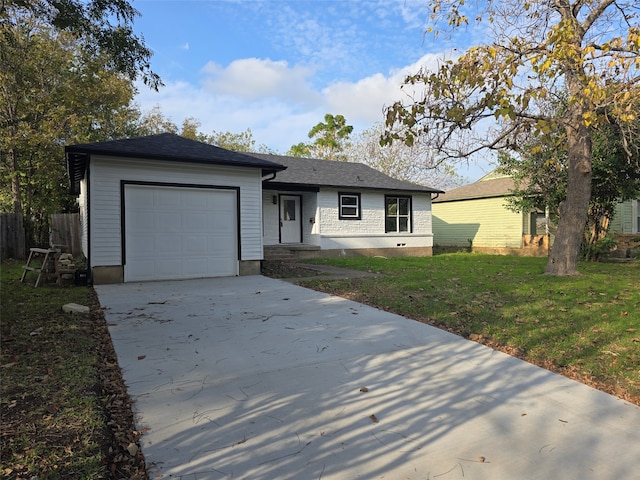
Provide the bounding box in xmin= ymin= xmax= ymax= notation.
xmin=339 ymin=192 xmax=361 ymax=219
xmin=385 ymin=195 xmax=411 ymax=233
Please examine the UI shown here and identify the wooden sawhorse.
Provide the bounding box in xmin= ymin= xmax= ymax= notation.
xmin=21 ymin=248 xmax=57 ymax=287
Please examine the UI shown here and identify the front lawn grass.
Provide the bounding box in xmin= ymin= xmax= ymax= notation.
xmin=1 ymin=259 xmax=146 ymax=479
xmin=1 ymin=260 xmax=107 ymax=479
xmin=297 ymin=254 xmax=640 ymax=404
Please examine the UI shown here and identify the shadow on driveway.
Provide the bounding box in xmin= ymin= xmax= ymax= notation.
xmin=96 ymin=276 xmax=640 ymax=480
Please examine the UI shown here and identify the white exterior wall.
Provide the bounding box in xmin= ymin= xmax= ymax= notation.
xmin=262 ymin=187 xmax=434 ymax=250
xmin=89 ymin=156 xmax=264 ymax=268
xmin=301 ymin=191 xmax=319 ymax=245
xmin=262 ymin=190 xmax=280 ymax=245
xmin=316 ymin=189 xmax=434 ymax=250
xmin=262 ymin=190 xmax=320 ymax=246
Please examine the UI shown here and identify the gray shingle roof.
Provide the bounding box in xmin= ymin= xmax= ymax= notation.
xmin=433 ymin=176 xmax=515 ymax=202
xmin=66 ymin=133 xmax=286 ymax=194
xmin=67 ymin=133 xmax=286 ymax=171
xmin=250 ymin=153 xmax=444 ymax=193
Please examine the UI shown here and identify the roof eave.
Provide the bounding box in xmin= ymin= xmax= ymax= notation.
xmin=433 ymin=193 xmax=513 ymax=203
xmin=64 ymin=148 xmax=286 ymax=171
xmin=263 ymin=179 xmax=442 ymax=194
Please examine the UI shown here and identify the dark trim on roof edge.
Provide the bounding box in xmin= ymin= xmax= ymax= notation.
xmin=65 ymin=147 xmax=286 ymax=174
xmin=433 ymin=193 xmax=515 ymax=203
xmin=263 ymin=180 xmax=441 ymax=194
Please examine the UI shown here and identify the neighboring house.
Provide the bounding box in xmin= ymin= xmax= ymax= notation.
xmin=611 ymin=199 xmax=640 ymax=235
xmin=251 ymin=153 xmax=443 ymax=259
xmin=66 ymin=134 xmax=443 ymax=284
xmin=432 ymin=170 xmax=550 ymax=256
xmin=610 ymin=199 xmax=640 ymax=257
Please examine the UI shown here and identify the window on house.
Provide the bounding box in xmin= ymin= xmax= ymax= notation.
xmin=339 ymin=193 xmax=361 ymax=219
xmin=284 ymin=199 xmax=296 ymax=221
xmin=385 ymin=196 xmax=411 ymax=233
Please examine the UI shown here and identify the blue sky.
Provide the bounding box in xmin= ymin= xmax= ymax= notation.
xmin=132 ymin=0 xmax=493 ymax=181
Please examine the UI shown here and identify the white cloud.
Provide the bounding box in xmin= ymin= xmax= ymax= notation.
xmin=200 ymin=58 xmax=321 ymax=106
xmin=181 ymin=42 xmax=190 ymax=51
xmin=323 ymin=53 xmax=449 ymax=125
xmin=135 ymin=53 xmax=451 ymax=155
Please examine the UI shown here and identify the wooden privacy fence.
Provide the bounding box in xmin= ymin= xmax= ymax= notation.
xmin=0 ymin=213 xmax=81 ymax=260
xmin=50 ymin=213 xmax=82 ymax=257
xmin=0 ymin=213 xmax=26 ymax=260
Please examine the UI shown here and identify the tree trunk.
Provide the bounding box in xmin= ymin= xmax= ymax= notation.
xmin=9 ymin=149 xmax=24 ymax=216
xmin=544 ymin=113 xmax=592 ymax=275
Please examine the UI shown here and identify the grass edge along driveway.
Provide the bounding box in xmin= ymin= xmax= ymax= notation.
xmin=1 ymin=260 xmax=147 ymax=480
xmin=288 ymin=254 xmax=640 ymax=405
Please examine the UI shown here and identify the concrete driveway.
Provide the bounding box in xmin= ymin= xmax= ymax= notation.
xmin=96 ymin=276 xmax=640 ymax=480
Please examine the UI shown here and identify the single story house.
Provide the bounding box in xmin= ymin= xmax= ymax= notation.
xmin=66 ymin=133 xmax=443 ymax=284
xmin=432 ymin=169 xmax=640 ymax=257
xmin=432 ymin=170 xmax=551 ymax=256
xmin=251 ymin=153 xmax=443 ymax=259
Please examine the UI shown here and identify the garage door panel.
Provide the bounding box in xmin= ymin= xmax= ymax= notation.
xmin=184 ymin=236 xmax=208 ymax=254
xmin=127 ymin=234 xmax=155 ymax=256
xmin=124 ymin=185 xmax=238 ymax=282
xmin=183 ymin=213 xmax=210 ymax=232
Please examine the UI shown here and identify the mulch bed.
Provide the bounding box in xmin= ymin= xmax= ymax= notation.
xmin=90 ymin=289 xmax=148 ymax=479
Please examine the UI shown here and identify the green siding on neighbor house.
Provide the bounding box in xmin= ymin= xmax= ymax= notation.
xmin=432 ymin=197 xmax=524 ymax=248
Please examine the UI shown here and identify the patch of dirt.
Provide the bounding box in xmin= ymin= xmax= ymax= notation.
xmin=260 ymin=260 xmax=325 ymax=278
xmin=89 ymin=289 xmax=148 ymax=479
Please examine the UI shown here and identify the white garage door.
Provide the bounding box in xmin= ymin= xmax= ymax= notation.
xmin=124 ymin=184 xmax=238 ymax=282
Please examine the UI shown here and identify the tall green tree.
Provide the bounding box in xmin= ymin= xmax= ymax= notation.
xmin=383 ymin=0 xmax=640 ymax=275
xmin=206 ymin=128 xmax=275 ymax=153
xmin=502 ymin=113 xmax=640 ymax=259
xmin=136 ymin=105 xmax=180 ymax=136
xmin=289 ymin=114 xmax=353 ymax=160
xmin=1 ymin=0 xmax=160 ymax=89
xmin=0 ymin=14 xmax=139 ymax=242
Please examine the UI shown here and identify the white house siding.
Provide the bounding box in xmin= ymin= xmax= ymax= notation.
xmin=301 ymin=192 xmax=319 ymax=245
xmin=432 ymin=197 xmax=523 ymax=248
xmin=262 ymin=190 xmax=280 ymax=245
xmin=316 ymin=189 xmax=434 ymax=250
xmin=89 ymin=156 xmax=263 ymax=268
xmin=262 ymin=190 xmax=320 ymax=246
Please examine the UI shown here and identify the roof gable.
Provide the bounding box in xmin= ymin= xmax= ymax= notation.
xmin=251 ymin=153 xmax=443 ymax=194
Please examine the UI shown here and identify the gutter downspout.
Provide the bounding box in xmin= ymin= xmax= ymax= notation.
xmin=262 ymin=171 xmax=277 ymax=182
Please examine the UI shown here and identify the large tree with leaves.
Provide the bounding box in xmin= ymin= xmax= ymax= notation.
xmin=344 ymin=123 xmax=465 ymax=190
xmin=383 ymin=0 xmax=640 ymax=275
xmin=289 ymin=113 xmax=353 ymax=160
xmin=0 ymin=13 xmax=139 ymax=243
xmin=1 ymin=0 xmax=160 ymax=89
xmin=501 ymin=113 xmax=640 ymax=260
